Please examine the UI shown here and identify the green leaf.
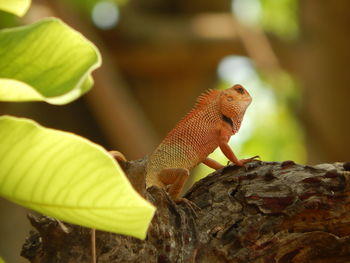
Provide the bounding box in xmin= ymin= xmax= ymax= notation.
xmin=0 ymin=18 xmax=101 ymax=105
xmin=0 ymin=256 xmax=5 ymax=263
xmin=0 ymin=0 xmax=31 ymax=17
xmin=0 ymin=116 xmax=155 ymax=239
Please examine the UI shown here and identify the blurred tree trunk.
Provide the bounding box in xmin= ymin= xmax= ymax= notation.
xmin=22 ymin=161 xmax=350 ymax=262
xmin=0 ymin=199 xmax=30 ymax=263
xmin=278 ymin=0 xmax=350 ymax=163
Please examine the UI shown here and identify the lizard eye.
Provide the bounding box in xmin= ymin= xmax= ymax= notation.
xmin=235 ymin=86 xmax=245 ymax=94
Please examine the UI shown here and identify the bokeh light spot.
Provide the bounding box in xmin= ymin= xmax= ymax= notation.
xmin=232 ymin=0 xmax=262 ymax=26
xmin=92 ymin=1 xmax=120 ymax=30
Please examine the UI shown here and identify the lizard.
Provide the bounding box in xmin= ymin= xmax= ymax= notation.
xmin=94 ymin=84 xmax=256 ymax=263
xmin=111 ymin=84 xmax=257 ymax=200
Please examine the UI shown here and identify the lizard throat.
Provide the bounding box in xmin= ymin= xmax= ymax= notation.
xmin=221 ymin=114 xmax=234 ymax=128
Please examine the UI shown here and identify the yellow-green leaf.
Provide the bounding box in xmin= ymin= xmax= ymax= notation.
xmin=0 ymin=0 xmax=31 ymax=17
xmin=0 ymin=116 xmax=155 ymax=239
xmin=0 ymin=18 xmax=101 ymax=105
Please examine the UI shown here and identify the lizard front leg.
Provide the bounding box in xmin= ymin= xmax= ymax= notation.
xmin=202 ymin=157 xmax=225 ymax=170
xmin=219 ymin=135 xmax=258 ymax=166
xmin=219 ymin=141 xmax=244 ymax=166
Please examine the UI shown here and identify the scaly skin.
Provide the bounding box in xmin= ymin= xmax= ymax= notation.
xmin=146 ymin=84 xmax=255 ymax=199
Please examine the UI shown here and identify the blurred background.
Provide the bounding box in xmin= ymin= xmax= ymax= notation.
xmin=1 ymin=0 xmax=349 ymax=262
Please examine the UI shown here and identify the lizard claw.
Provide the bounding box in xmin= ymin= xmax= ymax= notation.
xmin=239 ymin=155 xmax=260 ymax=171
xmin=228 ymin=155 xmax=260 ymax=169
xmin=241 ymin=155 xmax=260 ymax=164
xmin=227 ymin=155 xmax=260 ymax=166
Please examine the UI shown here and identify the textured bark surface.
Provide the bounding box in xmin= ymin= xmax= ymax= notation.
xmin=22 ymin=161 xmax=350 ymax=263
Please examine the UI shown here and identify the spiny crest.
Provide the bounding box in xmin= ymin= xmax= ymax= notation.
xmin=193 ymin=89 xmax=220 ymax=110
xmin=177 ymin=89 xmax=220 ymax=123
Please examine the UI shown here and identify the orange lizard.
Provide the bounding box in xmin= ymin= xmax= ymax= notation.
xmin=112 ymin=84 xmax=257 ymax=200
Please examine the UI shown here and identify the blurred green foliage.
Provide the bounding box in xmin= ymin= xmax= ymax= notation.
xmin=233 ymin=0 xmax=298 ymax=39
xmin=0 ymin=11 xmax=20 ymax=29
xmin=0 ymin=0 xmax=31 ymax=17
xmin=242 ymin=71 xmax=305 ymax=162
xmin=66 ymin=0 xmax=127 ymax=15
xmin=259 ymin=0 xmax=299 ymax=39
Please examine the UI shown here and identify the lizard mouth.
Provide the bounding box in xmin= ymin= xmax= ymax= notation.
xmin=221 ymin=114 xmax=234 ymax=129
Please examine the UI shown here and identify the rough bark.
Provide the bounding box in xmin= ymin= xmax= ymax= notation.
xmin=22 ymin=161 xmax=350 ymax=263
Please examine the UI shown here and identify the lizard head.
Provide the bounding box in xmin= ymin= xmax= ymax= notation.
xmin=219 ymin=84 xmax=252 ymax=122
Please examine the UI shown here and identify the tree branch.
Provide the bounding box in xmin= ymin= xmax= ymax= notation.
xmin=22 ymin=161 xmax=350 ymax=262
